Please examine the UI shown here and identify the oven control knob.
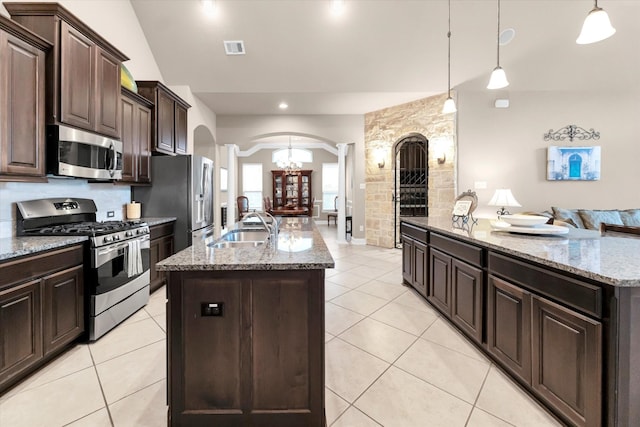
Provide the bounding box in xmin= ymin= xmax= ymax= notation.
xmin=103 ymin=236 xmax=113 ymax=243
xmin=137 ymin=229 xmax=143 ymax=235
xmin=125 ymin=231 xmax=133 ymax=237
xmin=114 ymin=235 xmax=120 ymax=241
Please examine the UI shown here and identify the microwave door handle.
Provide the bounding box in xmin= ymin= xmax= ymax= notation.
xmin=109 ymin=142 xmax=117 ymax=177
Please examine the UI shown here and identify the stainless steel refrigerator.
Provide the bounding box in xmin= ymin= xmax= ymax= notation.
xmin=133 ymin=155 xmax=213 ymax=252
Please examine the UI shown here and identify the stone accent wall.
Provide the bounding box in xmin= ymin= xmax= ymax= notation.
xmin=365 ymin=93 xmax=457 ymax=248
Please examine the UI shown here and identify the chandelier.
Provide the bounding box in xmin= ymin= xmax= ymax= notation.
xmin=277 ymin=137 xmax=302 ymax=174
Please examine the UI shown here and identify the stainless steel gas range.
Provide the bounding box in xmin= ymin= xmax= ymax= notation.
xmin=16 ymin=198 xmax=150 ymax=340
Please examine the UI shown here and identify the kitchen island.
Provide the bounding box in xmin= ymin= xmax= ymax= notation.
xmin=157 ymin=217 xmax=333 ymax=427
xmin=400 ymin=217 xmax=640 ymax=427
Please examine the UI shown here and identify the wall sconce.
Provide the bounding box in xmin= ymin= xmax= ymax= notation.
xmin=437 ymin=153 xmax=446 ymax=164
xmin=375 ymin=147 xmax=386 ymax=168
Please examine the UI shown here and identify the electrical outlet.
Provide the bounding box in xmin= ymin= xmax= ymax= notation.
xmin=107 ymin=211 xmax=115 ymax=218
xmin=359 ymin=225 xmax=364 ymax=232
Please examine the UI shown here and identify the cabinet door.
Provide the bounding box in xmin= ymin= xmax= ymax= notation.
xmin=175 ymin=103 xmax=188 ymax=155
xmin=272 ymin=171 xmax=284 ymax=208
xmin=451 ymin=259 xmax=483 ymax=342
xmin=119 ymin=95 xmax=136 ymax=182
xmin=402 ymin=236 xmax=414 ymax=286
xmin=531 ymin=296 xmax=602 ymax=427
xmin=136 ymin=104 xmax=152 ymax=183
xmin=149 ymin=237 xmax=163 ymax=293
xmin=156 ymin=90 xmax=175 ymax=153
xmin=487 ymin=275 xmax=531 ymax=383
xmin=0 ymin=31 xmax=46 ymax=177
xmin=94 ymin=48 xmax=120 ymax=138
xmin=43 ymin=265 xmax=84 ymax=356
xmin=0 ymin=279 xmax=42 ymax=387
xmin=412 ymin=240 xmax=428 ymax=297
xmin=428 ymin=248 xmax=451 ymax=314
xmin=60 ymin=22 xmax=94 ymax=131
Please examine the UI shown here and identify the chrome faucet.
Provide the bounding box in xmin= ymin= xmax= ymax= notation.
xmin=242 ymin=211 xmax=278 ymax=243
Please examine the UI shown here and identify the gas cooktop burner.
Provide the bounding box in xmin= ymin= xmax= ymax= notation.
xmin=36 ymin=220 xmax=144 ymax=236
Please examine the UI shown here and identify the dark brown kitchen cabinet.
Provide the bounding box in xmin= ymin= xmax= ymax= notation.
xmin=531 ymin=295 xmax=602 ymax=427
xmin=400 ymin=222 xmax=428 ymax=296
xmin=0 ymin=16 xmax=50 ymax=182
xmin=43 ymin=265 xmax=84 ymax=357
xmin=487 ymin=274 xmax=532 ymax=384
xmin=167 ymin=269 xmax=325 ymax=426
xmin=426 ymin=233 xmax=484 ymax=343
xmin=0 ymin=244 xmax=84 ymax=394
xmin=6 ymin=3 xmax=128 ymax=139
xmin=149 ymin=222 xmax=175 ymax=293
xmin=119 ymin=88 xmax=152 ymax=184
xmin=136 ymin=81 xmax=191 ymax=155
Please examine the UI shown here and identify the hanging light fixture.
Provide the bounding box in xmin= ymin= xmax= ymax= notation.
xmin=277 ymin=136 xmax=302 ymax=174
xmin=442 ymin=0 xmax=456 ymax=114
xmin=487 ymin=0 xmax=509 ymax=90
xmin=576 ymin=0 xmax=616 ymax=44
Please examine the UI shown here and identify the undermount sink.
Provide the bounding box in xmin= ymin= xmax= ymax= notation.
xmin=220 ymin=230 xmax=269 ymax=242
xmin=208 ymin=240 xmax=265 ymax=249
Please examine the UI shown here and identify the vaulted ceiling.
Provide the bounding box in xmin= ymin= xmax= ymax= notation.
xmin=130 ymin=0 xmax=639 ymax=115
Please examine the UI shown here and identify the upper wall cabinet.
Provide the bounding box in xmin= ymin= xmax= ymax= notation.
xmin=136 ymin=81 xmax=191 ymax=156
xmin=5 ymin=2 xmax=129 ymax=139
xmin=119 ymin=88 xmax=152 ymax=184
xmin=0 ymin=16 xmax=51 ymax=182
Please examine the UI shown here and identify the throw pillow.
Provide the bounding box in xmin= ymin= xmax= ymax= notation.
xmin=619 ymin=209 xmax=640 ymax=226
xmin=553 ymin=218 xmax=578 ymax=228
xmin=552 ymin=207 xmax=585 ymax=228
xmin=578 ymin=209 xmax=624 ymax=230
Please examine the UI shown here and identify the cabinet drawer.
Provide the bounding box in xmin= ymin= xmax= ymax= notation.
xmin=430 ymin=233 xmax=483 ymax=267
xmin=488 ymin=252 xmax=602 ymax=318
xmin=400 ymin=223 xmax=428 ymax=244
xmin=150 ymin=222 xmax=174 ymax=240
xmin=0 ymin=245 xmax=84 ymax=290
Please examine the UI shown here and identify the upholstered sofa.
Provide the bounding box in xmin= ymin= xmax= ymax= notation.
xmin=548 ymin=207 xmax=640 ymax=230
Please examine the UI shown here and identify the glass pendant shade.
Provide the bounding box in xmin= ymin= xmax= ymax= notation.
xmin=442 ymin=97 xmax=457 ymax=114
xmin=487 ymin=66 xmax=509 ymax=89
xmin=576 ymin=7 xmax=616 ymax=44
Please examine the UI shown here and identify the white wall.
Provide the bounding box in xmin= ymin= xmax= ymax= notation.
xmin=457 ymin=88 xmax=640 ymax=218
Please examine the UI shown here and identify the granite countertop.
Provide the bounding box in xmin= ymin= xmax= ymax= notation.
xmin=157 ymin=217 xmax=335 ymax=271
xmin=0 ymin=236 xmax=88 ymax=262
xmin=402 ymin=216 xmax=640 ymax=287
xmin=141 ymin=217 xmax=177 ymax=227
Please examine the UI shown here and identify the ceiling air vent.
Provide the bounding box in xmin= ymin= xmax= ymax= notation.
xmin=224 ymin=40 xmax=245 ymax=55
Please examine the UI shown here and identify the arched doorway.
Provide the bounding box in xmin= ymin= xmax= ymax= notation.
xmin=394 ymin=133 xmax=428 ymax=248
xmin=568 ymin=153 xmax=582 ymax=179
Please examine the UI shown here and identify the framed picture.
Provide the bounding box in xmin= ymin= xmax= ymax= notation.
xmin=452 ymin=200 xmax=472 ymax=216
xmin=547 ymin=146 xmax=601 ymax=181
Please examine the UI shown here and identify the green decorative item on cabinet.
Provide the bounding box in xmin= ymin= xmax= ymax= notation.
xmin=120 ymin=64 xmax=137 ymax=92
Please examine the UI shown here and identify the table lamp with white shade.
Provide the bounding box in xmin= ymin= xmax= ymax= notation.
xmin=488 ymin=189 xmax=521 ymax=216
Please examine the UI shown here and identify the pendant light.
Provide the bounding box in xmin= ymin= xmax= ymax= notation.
xmin=442 ymin=0 xmax=456 ymax=114
xmin=487 ymin=0 xmax=509 ymax=90
xmin=576 ymin=0 xmax=616 ymax=44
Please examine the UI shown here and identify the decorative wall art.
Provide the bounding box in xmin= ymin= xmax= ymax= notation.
xmin=547 ymin=146 xmax=601 ymax=181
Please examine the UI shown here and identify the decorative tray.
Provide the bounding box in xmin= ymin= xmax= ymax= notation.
xmin=490 ymin=221 xmax=569 ymax=235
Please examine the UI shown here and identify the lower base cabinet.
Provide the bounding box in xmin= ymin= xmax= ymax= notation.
xmin=149 ymin=222 xmax=174 ymax=293
xmin=0 ymin=245 xmax=84 ymax=393
xmin=167 ymin=269 xmax=325 ymax=426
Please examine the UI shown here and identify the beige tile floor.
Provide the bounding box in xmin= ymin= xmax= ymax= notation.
xmin=0 ymin=224 xmax=562 ymax=427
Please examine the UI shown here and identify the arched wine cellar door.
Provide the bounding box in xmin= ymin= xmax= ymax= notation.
xmin=394 ymin=134 xmax=428 ymax=248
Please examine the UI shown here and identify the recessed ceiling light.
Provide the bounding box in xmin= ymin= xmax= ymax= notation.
xmin=224 ymin=40 xmax=245 ymax=55
xmin=201 ymin=0 xmax=217 ymax=18
xmin=279 ymin=102 xmax=289 ymax=110
xmin=499 ymin=28 xmax=515 ymax=46
xmin=331 ymin=0 xmax=345 ymax=16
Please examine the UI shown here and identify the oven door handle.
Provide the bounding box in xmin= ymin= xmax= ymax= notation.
xmin=93 ymin=236 xmax=150 ymax=268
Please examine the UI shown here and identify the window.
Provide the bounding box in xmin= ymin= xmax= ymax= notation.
xmin=322 ymin=163 xmax=338 ymax=211
xmin=242 ymin=163 xmax=263 ymax=210
xmin=220 ymin=168 xmax=228 ymax=192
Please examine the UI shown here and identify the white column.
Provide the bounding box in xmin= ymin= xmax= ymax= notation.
xmin=226 ymin=144 xmax=237 ymax=227
xmin=336 ymin=143 xmax=349 ymax=243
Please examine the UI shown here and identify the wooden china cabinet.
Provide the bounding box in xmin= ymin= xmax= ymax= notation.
xmin=271 ymin=170 xmax=313 ymax=216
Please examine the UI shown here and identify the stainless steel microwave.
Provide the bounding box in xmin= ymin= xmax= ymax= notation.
xmin=46 ymin=125 xmax=123 ymax=180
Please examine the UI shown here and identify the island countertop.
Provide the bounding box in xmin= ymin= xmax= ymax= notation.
xmin=157 ymin=217 xmax=335 ymax=271
xmin=402 ymin=216 xmax=640 ymax=287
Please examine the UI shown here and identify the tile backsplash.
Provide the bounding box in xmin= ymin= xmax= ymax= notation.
xmin=0 ymin=179 xmax=132 ymax=238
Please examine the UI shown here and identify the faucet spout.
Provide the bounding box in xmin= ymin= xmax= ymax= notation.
xmin=242 ymin=211 xmax=278 ymax=243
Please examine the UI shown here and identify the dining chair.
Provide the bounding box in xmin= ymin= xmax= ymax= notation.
xmin=327 ymin=196 xmax=338 ymax=226
xmin=237 ymin=196 xmax=250 ymax=220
